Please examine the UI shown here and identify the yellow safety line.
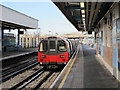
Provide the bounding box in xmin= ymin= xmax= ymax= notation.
xmin=58 ymin=56 xmax=77 ymax=88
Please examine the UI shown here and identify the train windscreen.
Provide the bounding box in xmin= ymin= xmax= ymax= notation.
xmin=57 ymin=40 xmax=67 ymax=52
xmin=49 ymin=40 xmax=56 ymax=51
xmin=39 ymin=40 xmax=48 ymax=52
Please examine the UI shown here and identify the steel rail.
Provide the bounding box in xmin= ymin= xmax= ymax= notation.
xmin=2 ymin=59 xmax=37 ymax=72
xmin=0 ymin=62 xmax=39 ymax=82
xmin=9 ymin=67 xmax=44 ymax=90
xmin=33 ymin=71 xmax=54 ymax=90
xmin=1 ymin=60 xmax=37 ymax=78
xmin=18 ymin=69 xmax=46 ymax=89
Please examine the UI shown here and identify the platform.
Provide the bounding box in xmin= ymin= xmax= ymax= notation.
xmin=1 ymin=48 xmax=37 ymax=61
xmin=51 ymin=44 xmax=119 ymax=88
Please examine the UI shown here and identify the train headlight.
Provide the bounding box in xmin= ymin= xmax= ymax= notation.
xmin=60 ymin=55 xmax=65 ymax=58
xmin=41 ymin=55 xmax=46 ymax=58
xmin=40 ymin=62 xmax=42 ymax=64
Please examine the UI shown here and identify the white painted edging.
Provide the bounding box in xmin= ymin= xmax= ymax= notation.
xmin=0 ymin=50 xmax=37 ymax=61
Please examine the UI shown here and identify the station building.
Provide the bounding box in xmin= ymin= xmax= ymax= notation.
xmin=20 ymin=34 xmax=38 ymax=48
xmin=20 ymin=34 xmax=47 ymax=48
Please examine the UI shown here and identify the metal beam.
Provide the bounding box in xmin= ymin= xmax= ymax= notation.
xmin=54 ymin=2 xmax=80 ymax=30
xmin=94 ymin=2 xmax=113 ymax=25
xmin=73 ymin=16 xmax=81 ymax=20
xmin=88 ymin=2 xmax=97 ymax=30
xmin=91 ymin=2 xmax=102 ymax=26
xmin=65 ymin=5 xmax=81 ymax=10
xmin=86 ymin=2 xmax=89 ymax=30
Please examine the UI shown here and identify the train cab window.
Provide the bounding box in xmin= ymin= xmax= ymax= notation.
xmin=57 ymin=40 xmax=67 ymax=52
xmin=39 ymin=40 xmax=48 ymax=52
xmin=49 ymin=41 xmax=56 ymax=51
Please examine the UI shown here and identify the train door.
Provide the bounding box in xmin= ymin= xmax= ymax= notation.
xmin=48 ymin=38 xmax=57 ymax=63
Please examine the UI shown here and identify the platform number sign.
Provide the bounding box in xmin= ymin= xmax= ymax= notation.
xmin=19 ymin=31 xmax=24 ymax=34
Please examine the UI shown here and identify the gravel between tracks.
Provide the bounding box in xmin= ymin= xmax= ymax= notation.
xmin=25 ymin=71 xmax=49 ymax=88
xmin=1 ymin=65 xmax=41 ymax=88
xmin=40 ymin=72 xmax=60 ymax=88
xmin=25 ymin=71 xmax=60 ymax=89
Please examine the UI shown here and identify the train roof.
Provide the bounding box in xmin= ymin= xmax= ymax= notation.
xmin=43 ymin=36 xmax=66 ymax=40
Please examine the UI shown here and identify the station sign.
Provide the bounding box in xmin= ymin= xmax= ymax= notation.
xmin=19 ymin=31 xmax=24 ymax=34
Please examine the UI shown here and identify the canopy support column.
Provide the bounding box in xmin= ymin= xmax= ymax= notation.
xmin=17 ymin=29 xmax=20 ymax=46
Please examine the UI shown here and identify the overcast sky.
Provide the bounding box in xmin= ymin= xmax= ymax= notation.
xmin=1 ymin=1 xmax=78 ymax=35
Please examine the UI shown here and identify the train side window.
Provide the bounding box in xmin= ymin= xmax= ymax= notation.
xmin=58 ymin=40 xmax=67 ymax=52
xmin=39 ymin=40 xmax=48 ymax=52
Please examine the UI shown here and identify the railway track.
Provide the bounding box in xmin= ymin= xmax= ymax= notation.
xmin=1 ymin=53 xmax=38 ymax=82
xmin=8 ymin=68 xmax=59 ymax=89
xmin=9 ymin=67 xmax=45 ymax=89
xmin=1 ymin=62 xmax=61 ymax=89
xmin=1 ymin=45 xmax=78 ymax=89
xmin=1 ymin=62 xmax=39 ymax=82
xmin=8 ymin=46 xmax=78 ymax=89
xmin=32 ymin=71 xmax=54 ymax=89
xmin=2 ymin=51 xmax=37 ymax=68
xmin=1 ymin=59 xmax=37 ymax=77
xmin=2 ymin=56 xmax=37 ymax=71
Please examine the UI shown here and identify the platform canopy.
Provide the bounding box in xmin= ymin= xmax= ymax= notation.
xmin=0 ymin=5 xmax=38 ymax=29
xmin=52 ymin=1 xmax=114 ymax=31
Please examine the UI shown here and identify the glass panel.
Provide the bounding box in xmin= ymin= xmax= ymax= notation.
xmin=49 ymin=41 xmax=56 ymax=51
xmin=39 ymin=40 xmax=48 ymax=52
xmin=58 ymin=40 xmax=67 ymax=52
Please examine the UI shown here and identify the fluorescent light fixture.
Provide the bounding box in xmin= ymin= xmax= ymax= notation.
xmin=82 ymin=15 xmax=85 ymax=17
xmin=82 ymin=18 xmax=85 ymax=21
xmin=81 ymin=10 xmax=85 ymax=13
xmin=80 ymin=2 xmax=84 ymax=8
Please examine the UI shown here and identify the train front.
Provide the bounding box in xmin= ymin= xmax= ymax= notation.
xmin=38 ymin=37 xmax=69 ymax=67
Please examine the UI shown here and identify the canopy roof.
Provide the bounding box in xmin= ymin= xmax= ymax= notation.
xmin=53 ymin=2 xmax=114 ymax=31
xmin=0 ymin=5 xmax=38 ymax=29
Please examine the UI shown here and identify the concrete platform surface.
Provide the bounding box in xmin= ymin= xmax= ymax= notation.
xmin=61 ymin=44 xmax=119 ymax=88
xmin=0 ymin=48 xmax=37 ymax=61
xmin=2 ymin=48 xmax=38 ymax=58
